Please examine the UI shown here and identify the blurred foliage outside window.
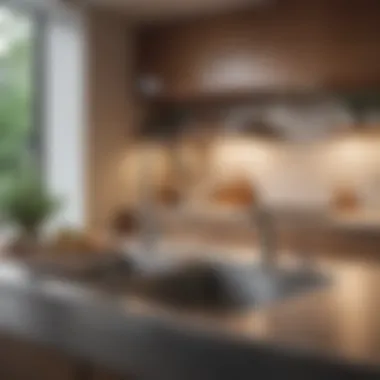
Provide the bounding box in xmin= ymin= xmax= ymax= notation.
xmin=0 ymin=6 xmax=33 ymax=206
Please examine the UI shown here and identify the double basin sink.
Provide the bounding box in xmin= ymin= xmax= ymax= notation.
xmin=33 ymin=252 xmax=328 ymax=311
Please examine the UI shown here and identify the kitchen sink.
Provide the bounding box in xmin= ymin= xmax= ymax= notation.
xmin=32 ymin=253 xmax=329 ymax=311
xmin=130 ymin=260 xmax=329 ymax=310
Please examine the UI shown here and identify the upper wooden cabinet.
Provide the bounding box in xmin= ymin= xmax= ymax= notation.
xmin=136 ymin=0 xmax=380 ymax=100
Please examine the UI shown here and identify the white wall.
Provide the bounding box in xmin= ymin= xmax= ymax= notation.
xmin=44 ymin=4 xmax=88 ymax=230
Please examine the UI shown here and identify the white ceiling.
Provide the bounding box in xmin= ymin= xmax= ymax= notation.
xmin=91 ymin=0 xmax=265 ymax=22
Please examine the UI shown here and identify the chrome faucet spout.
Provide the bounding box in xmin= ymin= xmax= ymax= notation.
xmin=254 ymin=207 xmax=277 ymax=270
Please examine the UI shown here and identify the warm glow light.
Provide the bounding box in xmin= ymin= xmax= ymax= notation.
xmin=320 ymin=135 xmax=380 ymax=188
xmin=332 ymin=138 xmax=372 ymax=162
xmin=119 ymin=133 xmax=380 ymax=210
xmin=204 ymin=55 xmax=280 ymax=89
xmin=213 ymin=137 xmax=273 ymax=165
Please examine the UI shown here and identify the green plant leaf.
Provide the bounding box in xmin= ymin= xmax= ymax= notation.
xmin=3 ymin=172 xmax=61 ymax=232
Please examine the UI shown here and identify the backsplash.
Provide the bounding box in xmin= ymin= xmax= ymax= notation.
xmin=122 ymin=99 xmax=380 ymax=212
xmin=209 ymin=134 xmax=380 ymax=210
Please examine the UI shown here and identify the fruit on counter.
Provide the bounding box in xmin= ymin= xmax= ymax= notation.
xmin=156 ymin=184 xmax=181 ymax=206
xmin=111 ymin=210 xmax=140 ymax=236
xmin=211 ymin=177 xmax=257 ymax=207
xmin=331 ymin=187 xmax=360 ymax=213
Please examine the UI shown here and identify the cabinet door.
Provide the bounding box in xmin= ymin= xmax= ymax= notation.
xmin=0 ymin=334 xmax=137 ymax=380
xmin=92 ymin=368 xmax=134 ymax=380
xmin=0 ymin=335 xmax=73 ymax=380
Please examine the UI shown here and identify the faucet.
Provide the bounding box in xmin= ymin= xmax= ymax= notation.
xmin=253 ymin=206 xmax=277 ymax=270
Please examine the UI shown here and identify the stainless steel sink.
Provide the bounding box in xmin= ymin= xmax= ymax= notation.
xmin=31 ymin=252 xmax=328 ymax=311
xmin=130 ymin=260 xmax=329 ymax=310
xmin=65 ymin=254 xmax=328 ymax=311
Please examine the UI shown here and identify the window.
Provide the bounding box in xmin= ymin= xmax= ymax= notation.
xmin=0 ymin=4 xmax=41 ymax=200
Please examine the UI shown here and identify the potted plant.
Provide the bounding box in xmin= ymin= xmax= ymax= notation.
xmin=3 ymin=172 xmax=60 ymax=255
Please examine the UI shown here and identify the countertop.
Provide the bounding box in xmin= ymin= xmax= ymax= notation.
xmin=0 ymin=258 xmax=379 ymax=380
xmin=158 ymin=206 xmax=380 ymax=231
